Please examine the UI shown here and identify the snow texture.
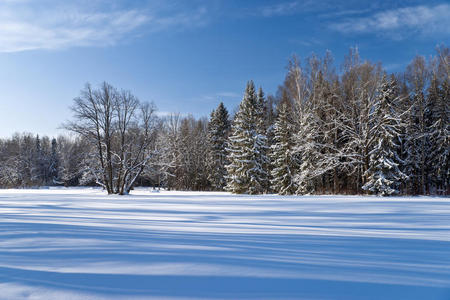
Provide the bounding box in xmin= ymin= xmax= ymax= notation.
xmin=0 ymin=188 xmax=449 ymax=299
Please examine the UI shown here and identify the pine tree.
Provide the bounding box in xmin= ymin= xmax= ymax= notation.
xmin=363 ymin=75 xmax=407 ymax=196
xmin=207 ymin=103 xmax=230 ymax=191
xmin=226 ymin=81 xmax=268 ymax=194
xmin=270 ymin=96 xmax=298 ymax=195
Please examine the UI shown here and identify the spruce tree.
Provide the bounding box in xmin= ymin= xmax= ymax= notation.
xmin=256 ymin=87 xmax=270 ymax=192
xmin=49 ymin=138 xmax=60 ymax=183
xmin=363 ymin=75 xmax=407 ymax=196
xmin=226 ymin=81 xmax=268 ymax=194
xmin=32 ymin=134 xmax=44 ymax=185
xmin=270 ymin=97 xmax=298 ymax=195
xmin=426 ymin=75 xmax=449 ymax=194
xmin=207 ymin=103 xmax=231 ymax=191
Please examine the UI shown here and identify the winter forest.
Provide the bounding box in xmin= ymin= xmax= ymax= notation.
xmin=0 ymin=47 xmax=448 ymax=196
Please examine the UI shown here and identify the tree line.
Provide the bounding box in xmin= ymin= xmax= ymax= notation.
xmin=0 ymin=46 xmax=448 ymax=195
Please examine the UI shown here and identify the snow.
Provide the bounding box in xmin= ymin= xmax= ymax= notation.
xmin=0 ymin=188 xmax=449 ymax=299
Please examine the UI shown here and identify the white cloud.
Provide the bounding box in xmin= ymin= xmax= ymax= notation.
xmin=0 ymin=11 xmax=148 ymax=52
xmin=151 ymin=6 xmax=209 ymax=30
xmin=331 ymin=4 xmax=450 ymax=38
xmin=255 ymin=0 xmax=367 ymax=18
xmin=0 ymin=1 xmax=208 ymax=52
xmin=258 ymin=1 xmax=301 ymax=17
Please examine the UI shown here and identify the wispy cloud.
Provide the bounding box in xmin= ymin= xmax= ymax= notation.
xmin=0 ymin=1 xmax=208 ymax=52
xmin=254 ymin=0 xmax=372 ymax=18
xmin=255 ymin=0 xmax=340 ymax=17
xmin=331 ymin=4 xmax=450 ymax=39
xmin=0 ymin=10 xmax=148 ymax=52
xmin=319 ymin=8 xmax=372 ymax=19
xmin=149 ymin=6 xmax=209 ymax=31
xmin=258 ymin=1 xmax=301 ymax=17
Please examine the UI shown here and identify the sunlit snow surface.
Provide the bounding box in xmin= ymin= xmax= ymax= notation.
xmin=0 ymin=188 xmax=449 ymax=300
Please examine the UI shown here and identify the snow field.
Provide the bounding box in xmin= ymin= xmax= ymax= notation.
xmin=0 ymin=188 xmax=449 ymax=299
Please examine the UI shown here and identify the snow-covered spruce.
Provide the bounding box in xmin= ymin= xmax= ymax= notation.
xmin=207 ymin=103 xmax=231 ymax=191
xmin=226 ymin=81 xmax=269 ymax=194
xmin=425 ymin=74 xmax=449 ymax=195
xmin=270 ymin=96 xmax=298 ymax=195
xmin=363 ymin=75 xmax=408 ymax=196
xmin=256 ymin=87 xmax=271 ymax=192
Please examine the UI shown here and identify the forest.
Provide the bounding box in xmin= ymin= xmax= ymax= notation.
xmin=0 ymin=46 xmax=448 ymax=196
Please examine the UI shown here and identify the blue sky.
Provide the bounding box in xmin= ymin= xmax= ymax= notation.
xmin=0 ymin=0 xmax=448 ymax=137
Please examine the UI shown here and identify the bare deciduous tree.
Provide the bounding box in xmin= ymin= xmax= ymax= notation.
xmin=64 ymin=82 xmax=157 ymax=195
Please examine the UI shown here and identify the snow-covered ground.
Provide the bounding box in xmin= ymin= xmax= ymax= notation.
xmin=0 ymin=188 xmax=449 ymax=300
